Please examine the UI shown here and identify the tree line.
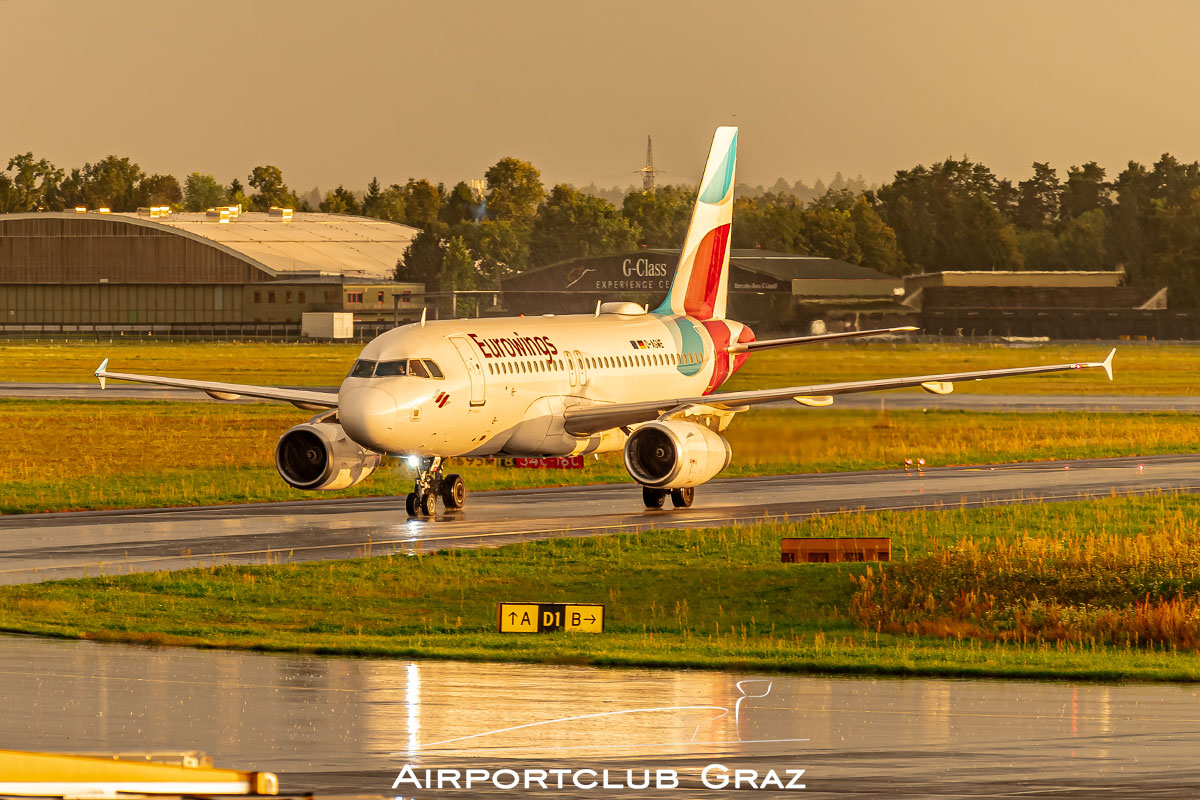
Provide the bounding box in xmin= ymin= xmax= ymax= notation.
xmin=4 ymin=150 xmax=1200 ymax=305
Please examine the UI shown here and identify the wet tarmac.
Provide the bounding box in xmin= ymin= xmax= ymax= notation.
xmin=6 ymin=382 xmax=1200 ymax=412
xmin=2 ymin=454 xmax=1198 ymax=585
xmin=4 ymin=634 xmax=1200 ymax=798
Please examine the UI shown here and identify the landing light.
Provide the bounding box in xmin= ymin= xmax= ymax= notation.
xmin=406 ymin=455 xmax=420 ymax=468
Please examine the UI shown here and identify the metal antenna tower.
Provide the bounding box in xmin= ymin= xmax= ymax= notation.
xmin=636 ymin=135 xmax=664 ymax=192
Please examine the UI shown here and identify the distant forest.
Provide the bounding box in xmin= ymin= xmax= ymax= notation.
xmin=3 ymin=151 xmax=1200 ymax=306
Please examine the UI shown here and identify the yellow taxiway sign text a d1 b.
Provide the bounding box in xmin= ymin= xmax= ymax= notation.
xmin=497 ymin=602 xmax=604 ymax=633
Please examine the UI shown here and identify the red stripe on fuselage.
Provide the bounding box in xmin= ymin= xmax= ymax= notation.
xmin=683 ymin=223 xmax=731 ymax=320
xmin=701 ymin=319 xmax=733 ymax=394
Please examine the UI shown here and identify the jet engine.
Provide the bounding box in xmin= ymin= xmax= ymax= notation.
xmin=275 ymin=421 xmax=383 ymax=491
xmin=623 ymin=420 xmax=732 ymax=489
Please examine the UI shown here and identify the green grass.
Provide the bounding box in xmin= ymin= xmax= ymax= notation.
xmin=6 ymin=494 xmax=1200 ymax=681
xmin=2 ymin=399 xmax=1195 ymax=513
xmin=0 ymin=339 xmax=1193 ymax=394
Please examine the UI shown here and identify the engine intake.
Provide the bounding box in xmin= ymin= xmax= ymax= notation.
xmin=275 ymin=421 xmax=383 ymax=491
xmin=623 ymin=420 xmax=731 ymax=489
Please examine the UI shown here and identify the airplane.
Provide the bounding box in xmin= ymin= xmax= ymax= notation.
xmin=94 ymin=127 xmax=1116 ymax=517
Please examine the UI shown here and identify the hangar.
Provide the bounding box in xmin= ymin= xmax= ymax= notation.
xmin=904 ymin=270 xmax=1189 ymax=339
xmin=501 ymin=249 xmax=909 ymax=333
xmin=0 ymin=209 xmax=425 ymax=337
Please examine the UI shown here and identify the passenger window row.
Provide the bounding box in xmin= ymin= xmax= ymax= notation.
xmin=485 ymin=351 xmax=703 ymax=375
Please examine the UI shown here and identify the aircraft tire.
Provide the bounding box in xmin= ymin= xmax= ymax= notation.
xmin=442 ymin=473 xmax=466 ymax=509
xmin=671 ymin=487 xmax=695 ymax=508
xmin=421 ymin=491 xmax=437 ymax=516
xmin=405 ymin=492 xmax=420 ymax=517
xmin=642 ymin=486 xmax=668 ymax=509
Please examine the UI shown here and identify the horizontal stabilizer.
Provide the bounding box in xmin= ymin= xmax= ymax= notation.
xmin=727 ymin=326 xmax=918 ymax=354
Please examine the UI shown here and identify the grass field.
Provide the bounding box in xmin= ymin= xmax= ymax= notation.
xmin=2 ymin=399 xmax=1195 ymax=514
xmin=0 ymin=339 xmax=1193 ymax=394
xmin=5 ymin=494 xmax=1200 ymax=681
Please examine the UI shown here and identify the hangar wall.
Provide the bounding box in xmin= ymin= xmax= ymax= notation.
xmin=0 ymin=216 xmax=265 ymax=284
xmin=0 ymin=211 xmax=425 ymax=336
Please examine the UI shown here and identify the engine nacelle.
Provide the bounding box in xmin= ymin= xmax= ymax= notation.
xmin=623 ymin=420 xmax=732 ymax=489
xmin=275 ymin=421 xmax=383 ymax=491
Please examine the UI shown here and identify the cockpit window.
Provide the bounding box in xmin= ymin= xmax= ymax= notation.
xmin=351 ymin=358 xmax=444 ymax=379
xmin=349 ymin=360 xmax=376 ymax=378
xmin=375 ymin=360 xmax=409 ymax=377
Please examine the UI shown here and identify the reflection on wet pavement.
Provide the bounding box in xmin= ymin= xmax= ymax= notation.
xmin=4 ymin=634 xmax=1200 ymax=797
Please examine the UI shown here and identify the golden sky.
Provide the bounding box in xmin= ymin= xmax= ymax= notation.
xmin=2 ymin=0 xmax=1195 ymax=191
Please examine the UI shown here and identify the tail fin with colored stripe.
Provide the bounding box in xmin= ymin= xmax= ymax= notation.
xmin=654 ymin=126 xmax=737 ymax=320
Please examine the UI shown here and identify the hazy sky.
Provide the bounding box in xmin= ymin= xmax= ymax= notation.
xmin=3 ymin=0 xmax=1198 ymax=193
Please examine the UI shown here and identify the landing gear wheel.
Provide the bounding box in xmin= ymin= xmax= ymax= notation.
xmin=643 ymin=486 xmax=668 ymax=509
xmin=671 ymin=487 xmax=695 ymax=508
xmin=407 ymin=455 xmax=445 ymax=518
xmin=441 ymin=473 xmax=466 ymax=509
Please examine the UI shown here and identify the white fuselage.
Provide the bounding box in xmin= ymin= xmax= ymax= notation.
xmin=336 ymin=308 xmax=748 ymax=458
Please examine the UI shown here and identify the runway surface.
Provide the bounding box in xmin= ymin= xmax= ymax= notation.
xmin=6 ymin=634 xmax=1200 ymax=798
xmin=4 ymin=381 xmax=1200 ymax=411
xmin=3 ymin=454 xmax=1199 ymax=584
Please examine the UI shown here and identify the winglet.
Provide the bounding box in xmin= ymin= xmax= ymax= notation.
xmin=420 ymin=307 xmax=427 ymax=328
xmin=1102 ymin=348 xmax=1115 ymax=381
xmin=95 ymin=358 xmax=109 ymax=390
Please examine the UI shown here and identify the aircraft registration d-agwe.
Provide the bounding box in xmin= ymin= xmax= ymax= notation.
xmin=94 ymin=127 xmax=1116 ymax=517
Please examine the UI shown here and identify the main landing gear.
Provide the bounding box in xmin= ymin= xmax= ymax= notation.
xmin=642 ymin=486 xmax=695 ymax=509
xmin=406 ymin=456 xmax=466 ymax=518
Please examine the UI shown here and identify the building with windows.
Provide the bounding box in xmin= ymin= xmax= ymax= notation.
xmin=0 ymin=210 xmax=424 ymax=336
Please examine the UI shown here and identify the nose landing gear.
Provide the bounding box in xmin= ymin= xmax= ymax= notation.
xmin=406 ymin=456 xmax=467 ymax=517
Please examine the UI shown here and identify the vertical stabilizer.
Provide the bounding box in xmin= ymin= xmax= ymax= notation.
xmin=654 ymin=126 xmax=737 ymax=320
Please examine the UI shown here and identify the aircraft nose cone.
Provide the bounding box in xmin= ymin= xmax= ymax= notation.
xmin=339 ymin=387 xmax=397 ymax=450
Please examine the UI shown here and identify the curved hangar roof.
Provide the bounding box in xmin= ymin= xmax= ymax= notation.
xmin=135 ymin=211 xmax=419 ymax=279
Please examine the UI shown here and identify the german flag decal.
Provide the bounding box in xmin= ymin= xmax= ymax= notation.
xmin=434 ymin=391 xmax=450 ymax=408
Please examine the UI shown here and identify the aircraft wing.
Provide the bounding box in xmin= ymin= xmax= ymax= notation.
xmin=562 ymin=349 xmax=1115 ymax=436
xmin=726 ymin=326 xmax=918 ymax=353
xmin=94 ymin=359 xmax=339 ymax=410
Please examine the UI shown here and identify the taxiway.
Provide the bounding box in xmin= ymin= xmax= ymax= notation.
xmin=2 ymin=454 xmax=1197 ymax=584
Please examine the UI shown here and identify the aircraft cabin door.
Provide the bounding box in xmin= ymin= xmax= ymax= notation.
xmin=566 ymin=351 xmax=578 ymax=387
xmin=448 ymin=335 xmax=486 ymax=406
